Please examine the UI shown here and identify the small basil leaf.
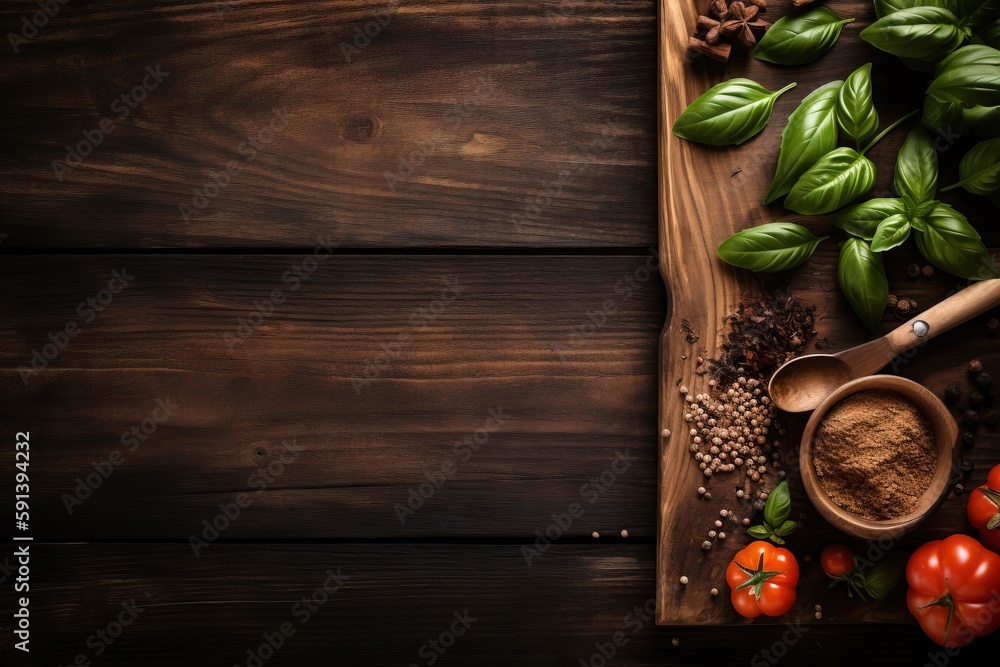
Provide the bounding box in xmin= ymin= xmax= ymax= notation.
xmin=785 ymin=148 xmax=876 ymax=215
xmin=839 ymin=238 xmax=889 ymax=332
xmin=764 ymin=81 xmax=843 ymax=204
xmin=910 ymin=216 xmax=928 ymax=231
xmin=764 ymin=481 xmax=792 ymax=528
xmin=916 ymin=203 xmax=1000 ymax=279
xmin=860 ymin=552 xmax=908 ymax=600
xmin=954 ymin=137 xmax=1000 ymax=194
xmin=837 ymin=63 xmax=880 ymax=147
xmin=928 ymin=45 xmax=1000 ymax=107
xmin=673 ymin=79 xmax=797 ymax=146
xmin=828 ymin=198 xmax=906 ymax=240
xmin=754 ymin=7 xmax=855 ymax=66
xmin=775 ymin=520 xmax=799 ymax=537
xmin=871 ymin=214 xmax=912 ymax=251
xmin=922 ymin=95 xmax=969 ymax=138
xmin=895 ymin=125 xmax=938 ymax=205
xmin=747 ymin=525 xmax=771 ymax=539
xmin=860 ymin=7 xmax=966 ymax=62
xmin=964 ymin=105 xmax=1000 ymax=138
xmin=717 ymin=222 xmax=829 ymax=273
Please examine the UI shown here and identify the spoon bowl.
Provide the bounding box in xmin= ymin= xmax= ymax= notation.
xmin=767 ymin=354 xmax=852 ymax=414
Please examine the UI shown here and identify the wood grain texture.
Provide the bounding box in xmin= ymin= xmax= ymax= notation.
xmin=0 ymin=0 xmax=655 ymax=248
xmin=657 ymin=0 xmax=1000 ymax=625
xmin=0 ymin=255 xmax=663 ymax=538
xmin=3 ymin=544 xmax=999 ymax=665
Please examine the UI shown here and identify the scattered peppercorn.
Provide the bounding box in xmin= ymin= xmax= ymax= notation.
xmin=672 ymin=638 xmax=680 ymax=647
xmin=701 ymin=540 xmax=712 ymax=551
xmin=955 ymin=483 xmax=964 ymax=495
xmin=976 ymin=372 xmax=992 ymax=389
xmin=969 ymin=360 xmax=984 ymax=375
xmin=895 ymin=299 xmax=912 ymax=318
xmin=907 ymin=263 xmax=922 ymax=278
xmin=815 ymin=611 xmax=823 ymax=620
xmin=680 ymin=575 xmax=689 ymax=585
xmin=886 ymin=294 xmax=898 ymax=308
xmin=963 ymin=410 xmax=980 ymax=430
xmin=921 ymin=265 xmax=934 ymax=278
xmin=945 ymin=383 xmax=962 ymax=404
xmin=962 ymin=431 xmax=976 ymax=447
xmin=961 ymin=460 xmax=975 ymax=478
xmin=710 ymin=588 xmax=719 ymax=597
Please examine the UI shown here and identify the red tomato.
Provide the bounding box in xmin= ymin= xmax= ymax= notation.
xmin=906 ymin=534 xmax=1000 ymax=647
xmin=820 ymin=544 xmax=855 ymax=578
xmin=967 ymin=463 xmax=1000 ymax=553
xmin=727 ymin=540 xmax=799 ymax=618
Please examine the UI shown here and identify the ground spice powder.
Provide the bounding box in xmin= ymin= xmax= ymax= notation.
xmin=814 ymin=389 xmax=938 ymax=521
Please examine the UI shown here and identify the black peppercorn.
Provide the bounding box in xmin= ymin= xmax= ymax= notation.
xmin=907 ymin=263 xmax=922 ymax=278
xmin=976 ymin=372 xmax=992 ymax=389
xmin=945 ymin=383 xmax=962 ymax=404
xmin=961 ymin=460 xmax=974 ymax=478
xmin=895 ymin=299 xmax=912 ymax=318
xmin=969 ymin=360 xmax=984 ymax=375
xmin=921 ymin=265 xmax=934 ymax=277
xmin=963 ymin=409 xmax=980 ymax=429
xmin=970 ymin=391 xmax=987 ymax=407
xmin=961 ymin=431 xmax=976 ymax=446
xmin=887 ymin=294 xmax=898 ymax=309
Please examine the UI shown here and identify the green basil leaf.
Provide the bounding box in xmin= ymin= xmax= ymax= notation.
xmin=911 ymin=216 xmax=928 ymax=231
xmin=837 ymin=63 xmax=880 ymax=148
xmin=875 ymin=0 xmax=962 ymax=19
xmin=672 ymin=79 xmax=797 ymax=146
xmin=754 ymin=7 xmax=855 ymax=65
xmin=860 ymin=552 xmax=908 ymax=600
xmin=922 ymin=95 xmax=969 ymax=137
xmin=764 ymin=81 xmax=843 ymax=204
xmin=839 ymin=238 xmax=889 ymax=332
xmin=786 ymin=148 xmax=876 ymax=215
xmin=764 ymin=481 xmax=792 ymax=528
xmin=860 ymin=7 xmax=967 ymax=62
xmin=775 ymin=520 xmax=799 ymax=537
xmin=747 ymin=524 xmax=771 ymax=539
xmin=928 ymin=45 xmax=1000 ymax=106
xmin=915 ymin=202 xmax=1000 ymax=279
xmin=894 ymin=125 xmax=938 ymax=205
xmin=717 ymin=222 xmax=828 ymax=272
xmin=871 ymin=213 xmax=913 ymax=251
xmin=964 ymin=105 xmax=1000 ymax=137
xmin=954 ymin=137 xmax=1000 ymax=194
xmin=828 ymin=198 xmax=906 ymax=240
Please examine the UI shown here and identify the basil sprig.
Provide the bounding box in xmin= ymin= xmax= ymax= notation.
xmin=672 ymin=79 xmax=797 ymax=146
xmin=716 ymin=222 xmax=828 ymax=273
xmin=754 ymin=6 xmax=855 ymax=66
xmin=747 ymin=481 xmax=798 ymax=545
xmin=764 ymin=81 xmax=842 ymax=204
xmin=827 ymin=550 xmax=908 ymax=601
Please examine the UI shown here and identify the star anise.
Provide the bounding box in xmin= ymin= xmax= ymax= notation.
xmin=722 ymin=1 xmax=760 ymax=48
xmin=709 ymin=0 xmax=729 ymax=19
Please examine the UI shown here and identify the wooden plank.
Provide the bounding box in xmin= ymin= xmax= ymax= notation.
xmin=0 ymin=255 xmax=663 ymax=539
xmin=657 ymin=0 xmax=1000 ymax=625
xmin=0 ymin=1 xmax=655 ymax=248
xmin=5 ymin=543 xmax=1000 ymax=665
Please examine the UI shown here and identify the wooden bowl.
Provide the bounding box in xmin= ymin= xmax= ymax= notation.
xmin=799 ymin=375 xmax=960 ymax=540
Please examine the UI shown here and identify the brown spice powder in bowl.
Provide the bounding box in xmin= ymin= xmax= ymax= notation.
xmin=813 ymin=389 xmax=938 ymax=521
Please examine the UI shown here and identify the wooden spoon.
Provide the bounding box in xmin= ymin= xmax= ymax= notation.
xmin=769 ymin=278 xmax=1000 ymax=413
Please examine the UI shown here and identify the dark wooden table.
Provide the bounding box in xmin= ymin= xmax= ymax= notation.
xmin=0 ymin=1 xmax=996 ymax=664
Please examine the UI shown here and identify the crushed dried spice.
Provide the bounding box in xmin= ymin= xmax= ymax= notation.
xmin=814 ymin=389 xmax=938 ymax=521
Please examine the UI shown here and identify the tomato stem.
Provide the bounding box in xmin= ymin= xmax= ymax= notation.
xmin=735 ymin=552 xmax=781 ymax=600
xmin=919 ymin=579 xmax=955 ymax=645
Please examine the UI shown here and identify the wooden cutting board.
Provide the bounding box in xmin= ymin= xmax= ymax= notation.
xmin=656 ymin=0 xmax=1000 ymax=625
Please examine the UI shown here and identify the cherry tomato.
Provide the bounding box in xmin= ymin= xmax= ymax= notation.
xmin=820 ymin=544 xmax=855 ymax=578
xmin=906 ymin=534 xmax=1000 ymax=647
xmin=967 ymin=463 xmax=1000 ymax=554
xmin=727 ymin=540 xmax=799 ymax=618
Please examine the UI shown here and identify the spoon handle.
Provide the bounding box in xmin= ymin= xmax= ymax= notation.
xmin=884 ymin=278 xmax=1000 ymax=355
